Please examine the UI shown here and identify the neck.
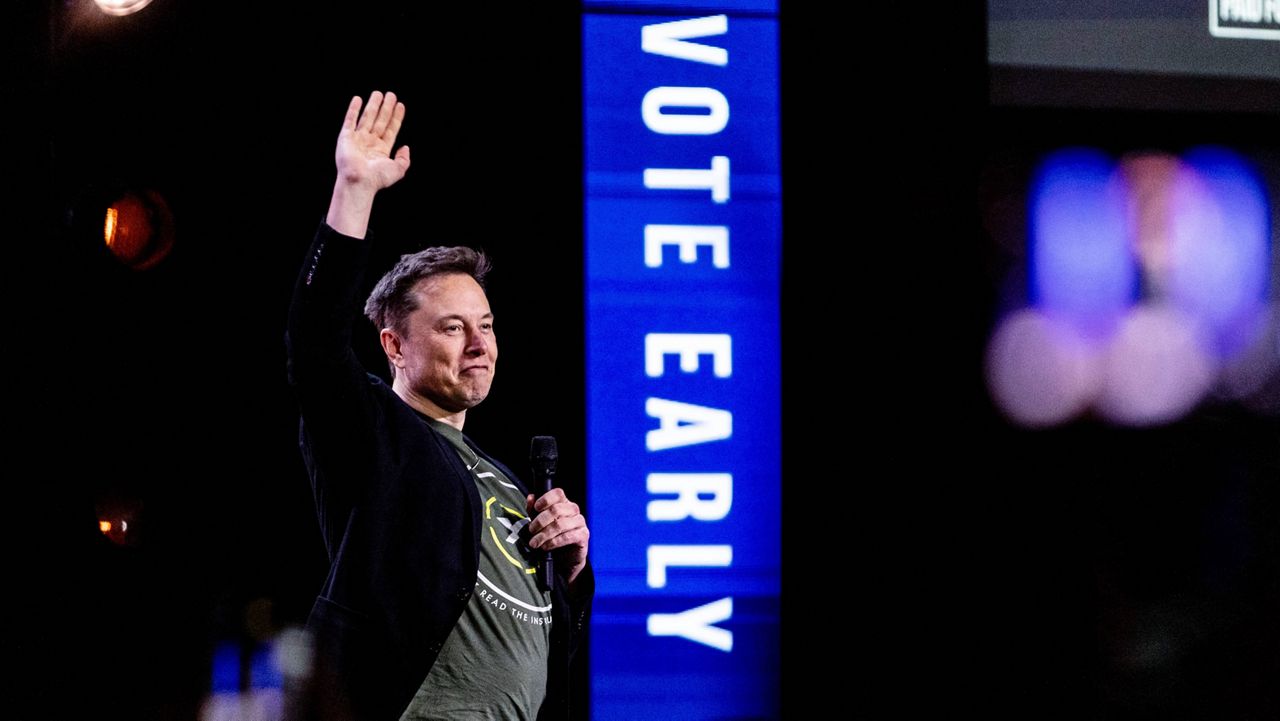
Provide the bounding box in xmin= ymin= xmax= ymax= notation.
xmin=393 ymin=379 xmax=467 ymax=430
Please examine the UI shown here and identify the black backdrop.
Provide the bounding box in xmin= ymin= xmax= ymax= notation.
xmin=11 ymin=2 xmax=1279 ymax=719
xmin=18 ymin=2 xmax=590 ymax=716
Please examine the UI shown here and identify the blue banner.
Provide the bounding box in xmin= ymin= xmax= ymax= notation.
xmin=584 ymin=6 xmax=781 ymax=719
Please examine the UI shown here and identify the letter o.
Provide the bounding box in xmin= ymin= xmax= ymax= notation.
xmin=642 ymin=86 xmax=729 ymax=135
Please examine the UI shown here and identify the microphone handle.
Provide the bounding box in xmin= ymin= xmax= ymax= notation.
xmin=530 ymin=435 xmax=558 ymax=594
xmin=541 ymin=470 xmax=555 ymax=593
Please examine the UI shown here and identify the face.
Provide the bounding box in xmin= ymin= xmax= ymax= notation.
xmin=390 ymin=272 xmax=497 ymax=415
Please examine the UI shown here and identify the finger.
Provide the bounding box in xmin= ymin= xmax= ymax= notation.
xmin=529 ymin=512 xmax=586 ymax=548
xmin=529 ymin=507 xmax=576 ymax=535
xmin=530 ymin=508 xmax=580 ymax=539
xmin=341 ymin=95 xmax=362 ymax=132
xmin=534 ymin=524 xmax=590 ymax=552
xmin=357 ymin=91 xmax=384 ymax=133
xmin=395 ymin=145 xmax=411 ymax=172
xmin=384 ymin=99 xmax=406 ymax=141
xmin=526 ymin=493 xmax=536 ymax=516
xmin=529 ymin=500 xmax=580 ymax=534
xmin=552 ymin=500 xmax=581 ymax=519
xmin=532 ymin=488 xmax=568 ymax=513
xmin=372 ymin=91 xmax=397 ymax=137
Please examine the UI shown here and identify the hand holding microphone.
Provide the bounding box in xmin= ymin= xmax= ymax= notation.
xmin=527 ymin=436 xmax=591 ymax=595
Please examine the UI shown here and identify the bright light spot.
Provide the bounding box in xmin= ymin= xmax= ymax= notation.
xmin=93 ymin=0 xmax=153 ymax=17
xmin=101 ymin=190 xmax=174 ymax=270
xmin=103 ymin=207 xmax=118 ymax=247
xmin=99 ymin=520 xmax=112 ymax=533
xmin=1096 ymin=305 xmax=1216 ymax=426
xmin=986 ymin=308 xmax=1101 ymax=427
xmin=120 ymin=520 xmax=128 ymax=532
xmin=272 ymin=627 xmax=313 ymax=681
xmin=1030 ymin=148 xmax=1135 ymax=341
xmin=103 ymin=194 xmax=154 ymax=263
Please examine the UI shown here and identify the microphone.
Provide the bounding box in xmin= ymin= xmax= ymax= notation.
xmin=530 ymin=436 xmax=558 ymax=593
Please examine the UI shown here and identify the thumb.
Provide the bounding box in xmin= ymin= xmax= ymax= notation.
xmin=526 ymin=493 xmax=536 ymax=516
xmin=395 ymin=145 xmax=411 ymax=171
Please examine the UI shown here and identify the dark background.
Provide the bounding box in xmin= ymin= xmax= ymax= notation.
xmin=10 ymin=1 xmax=1279 ymax=719
xmin=16 ymin=2 xmax=590 ymax=717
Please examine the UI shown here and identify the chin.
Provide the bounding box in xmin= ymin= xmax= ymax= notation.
xmin=446 ymin=388 xmax=488 ymax=411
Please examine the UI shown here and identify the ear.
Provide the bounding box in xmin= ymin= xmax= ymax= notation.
xmin=379 ymin=327 xmax=405 ymax=369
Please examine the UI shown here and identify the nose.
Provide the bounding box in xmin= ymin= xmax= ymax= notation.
xmin=464 ymin=326 xmax=489 ymax=357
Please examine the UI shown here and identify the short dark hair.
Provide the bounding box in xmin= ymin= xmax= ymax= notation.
xmin=364 ymin=245 xmax=492 ymax=335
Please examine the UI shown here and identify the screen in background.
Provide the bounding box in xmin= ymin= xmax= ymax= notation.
xmin=989 ymin=0 xmax=1280 ymax=111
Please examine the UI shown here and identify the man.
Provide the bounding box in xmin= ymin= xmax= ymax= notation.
xmin=286 ymin=90 xmax=592 ymax=721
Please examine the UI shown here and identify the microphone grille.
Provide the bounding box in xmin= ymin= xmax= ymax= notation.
xmin=530 ymin=435 xmax=558 ymax=463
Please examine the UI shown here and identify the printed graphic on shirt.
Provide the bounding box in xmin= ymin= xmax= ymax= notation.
xmin=478 ymin=494 xmax=553 ymax=624
xmin=485 ymin=496 xmax=537 ymax=575
xmin=475 ymin=466 xmax=522 ymax=492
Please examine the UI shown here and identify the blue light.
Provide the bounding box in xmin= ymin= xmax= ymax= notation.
xmin=1030 ymin=148 xmax=1136 ymax=340
xmin=210 ymin=641 xmax=240 ymax=693
xmin=250 ymin=642 xmax=283 ymax=690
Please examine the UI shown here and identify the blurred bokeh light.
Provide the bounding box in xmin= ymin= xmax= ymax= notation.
xmin=93 ymin=0 xmax=154 ymax=17
xmin=102 ymin=189 xmax=174 ymax=270
xmin=988 ymin=146 xmax=1275 ymax=427
xmin=986 ymin=308 xmax=1101 ymax=427
xmin=1030 ymin=148 xmax=1135 ymax=341
xmin=1095 ymin=304 xmax=1217 ymax=425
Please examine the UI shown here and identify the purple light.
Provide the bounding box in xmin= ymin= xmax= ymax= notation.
xmin=1096 ymin=305 xmax=1216 ymax=426
xmin=992 ymin=145 xmax=1275 ymax=428
xmin=986 ymin=308 xmax=1101 ymax=427
xmin=1217 ymin=302 xmax=1280 ymax=403
xmin=1030 ymin=148 xmax=1136 ymax=341
xmin=1164 ymin=147 xmax=1270 ymax=359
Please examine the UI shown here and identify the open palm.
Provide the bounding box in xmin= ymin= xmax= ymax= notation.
xmin=334 ymin=90 xmax=411 ymax=191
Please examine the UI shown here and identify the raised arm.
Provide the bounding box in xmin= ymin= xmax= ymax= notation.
xmin=326 ymin=90 xmax=412 ymax=238
xmin=287 ymin=91 xmax=412 ymax=549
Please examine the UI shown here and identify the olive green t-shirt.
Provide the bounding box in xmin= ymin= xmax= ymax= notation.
xmin=399 ymin=419 xmax=552 ymax=721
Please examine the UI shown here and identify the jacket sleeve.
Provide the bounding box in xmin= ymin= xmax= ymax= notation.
xmin=566 ymin=562 xmax=593 ymax=660
xmin=285 ymin=222 xmax=384 ymax=554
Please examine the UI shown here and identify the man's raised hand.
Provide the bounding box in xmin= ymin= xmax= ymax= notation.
xmin=327 ymin=90 xmax=410 ymax=238
xmin=335 ymin=91 xmax=411 ymax=190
